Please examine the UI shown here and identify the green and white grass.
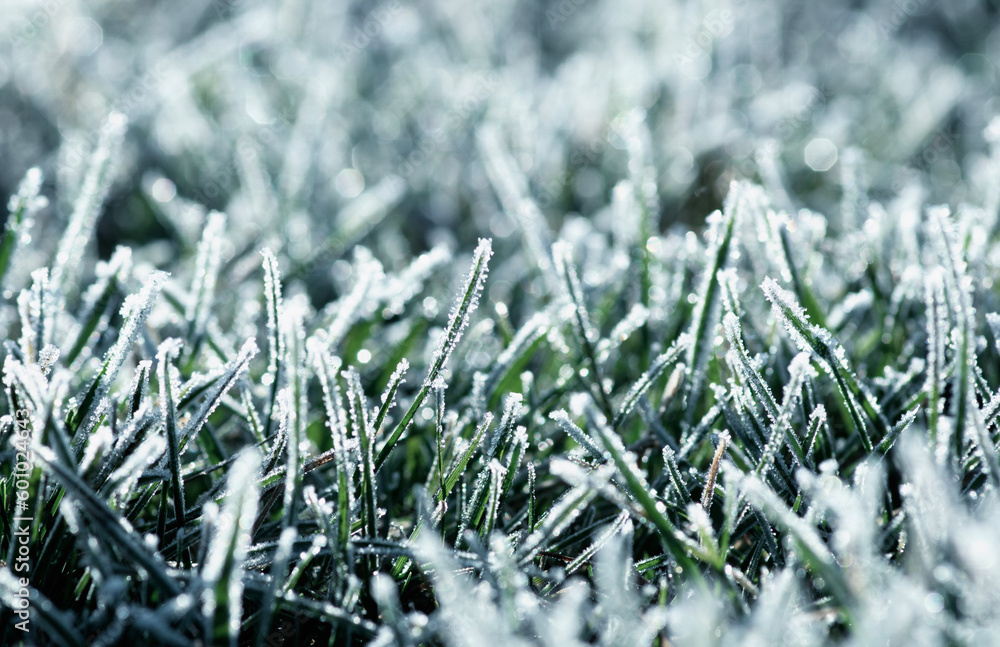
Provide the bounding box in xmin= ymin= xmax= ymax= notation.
xmin=4 ymin=141 xmax=1000 ymax=644
xmin=2 ymin=1 xmax=1000 ymax=645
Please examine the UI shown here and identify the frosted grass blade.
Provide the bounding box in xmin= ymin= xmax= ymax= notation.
xmin=433 ymin=378 xmax=447 ymax=498
xmin=928 ymin=206 xmax=977 ymax=467
xmin=52 ymin=112 xmax=127 ymax=293
xmin=439 ymin=412 xmax=492 ymax=499
xmin=276 ymin=388 xmax=302 ymax=532
xmin=516 ymin=479 xmax=599 ymax=565
xmin=180 ymin=337 xmax=257 ymax=447
xmin=550 ymin=409 xmax=605 ymax=462
xmin=563 ymin=510 xmax=631 ymax=578
xmin=311 ymin=344 xmax=354 ymax=554
xmin=662 ymin=447 xmax=688 ymax=504
xmin=374 ymin=239 xmax=492 ymax=472
xmin=741 ymin=473 xmax=852 ymax=611
xmin=186 ymin=211 xmax=226 ymax=348
xmin=280 ymin=297 xmax=308 ymax=531
xmin=762 ymin=277 xmax=888 ymax=452
xmin=498 ymin=425 xmax=527 ymax=505
xmin=18 ymin=268 xmax=57 ymax=365
xmin=483 ymin=309 xmax=550 ymax=409
xmin=372 ymin=359 xmax=408 ymax=437
xmin=71 ymin=272 xmax=166 ymax=446
xmin=0 ymin=167 xmax=46 ymax=290
xmin=35 ymin=446 xmax=180 ymax=596
xmin=202 ymin=449 xmax=261 ymax=647
xmin=553 ymin=241 xmax=614 ymax=418
xmin=596 ymin=303 xmax=649 ymax=364
xmin=323 ymin=247 xmax=382 ymax=351
xmin=156 ymin=338 xmax=187 ymax=565
xmin=261 ymin=249 xmax=285 ymax=437
xmin=924 ymin=269 xmax=947 ymax=443
xmin=776 ymin=217 xmax=826 ymax=328
xmin=585 ymin=409 xmax=706 ymax=575
xmin=685 ymin=184 xmax=740 ymax=420
xmin=346 ymin=368 xmax=378 ymax=542
xmin=724 ymin=313 xmax=780 ymax=424
xmin=613 ymin=333 xmax=688 ymax=427
xmin=66 ymin=247 xmax=132 ymax=366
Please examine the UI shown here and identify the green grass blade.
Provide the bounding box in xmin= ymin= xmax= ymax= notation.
xmin=762 ymin=277 xmax=888 ymax=452
xmin=374 ymin=238 xmax=492 ymax=472
xmin=156 ymin=339 xmax=188 ymax=566
xmin=201 ymin=449 xmax=261 ymax=647
xmin=0 ymin=168 xmax=46 ymax=291
xmin=685 ymin=185 xmax=740 ymax=421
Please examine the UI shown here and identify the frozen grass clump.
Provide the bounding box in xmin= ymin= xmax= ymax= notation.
xmin=3 ymin=1 xmax=1000 ymax=645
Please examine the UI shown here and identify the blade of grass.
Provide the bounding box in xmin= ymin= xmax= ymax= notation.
xmin=685 ymin=188 xmax=740 ymax=421
xmin=614 ymin=333 xmax=689 ymax=427
xmin=0 ymin=168 xmax=46 ymax=291
xmin=374 ymin=238 xmax=492 ymax=472
xmin=762 ymin=277 xmax=888 ymax=452
xmin=156 ymin=338 xmax=188 ymax=566
xmin=201 ymin=449 xmax=261 ymax=647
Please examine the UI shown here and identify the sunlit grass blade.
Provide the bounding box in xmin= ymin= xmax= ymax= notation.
xmin=66 ymin=247 xmax=132 ymax=367
xmin=685 ymin=183 xmax=741 ymax=421
xmin=156 ymin=338 xmax=188 ymax=565
xmin=346 ymin=368 xmax=378 ymax=543
xmin=372 ymin=359 xmax=408 ymax=437
xmin=322 ymin=247 xmax=381 ymax=352
xmin=261 ymin=249 xmax=285 ymax=438
xmin=584 ymin=408 xmax=709 ymax=576
xmin=927 ymin=206 xmax=976 ymax=469
xmin=70 ymin=272 xmax=166 ymax=444
xmin=438 ymin=412 xmax=492 ymax=500
xmin=550 ymin=409 xmax=605 ymax=461
xmin=374 ymin=238 xmax=492 ymax=472
xmin=484 ymin=310 xmax=550 ymax=410
xmin=516 ymin=477 xmax=599 ymax=565
xmin=185 ymin=210 xmax=226 ymax=355
xmin=613 ymin=333 xmax=688 ymax=427
xmin=762 ymin=276 xmax=888 ymax=452
xmin=276 ymin=387 xmax=302 ymax=532
xmin=923 ymin=268 xmax=947 ymax=443
xmin=179 ymin=337 xmax=257 ymax=448
xmin=0 ymin=167 xmax=46 ymax=291
xmin=311 ymin=344 xmax=354 ymax=553
xmin=51 ymin=112 xmax=127 ymax=293
xmin=201 ymin=449 xmax=261 ymax=647
xmin=553 ymin=241 xmax=614 ymax=418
